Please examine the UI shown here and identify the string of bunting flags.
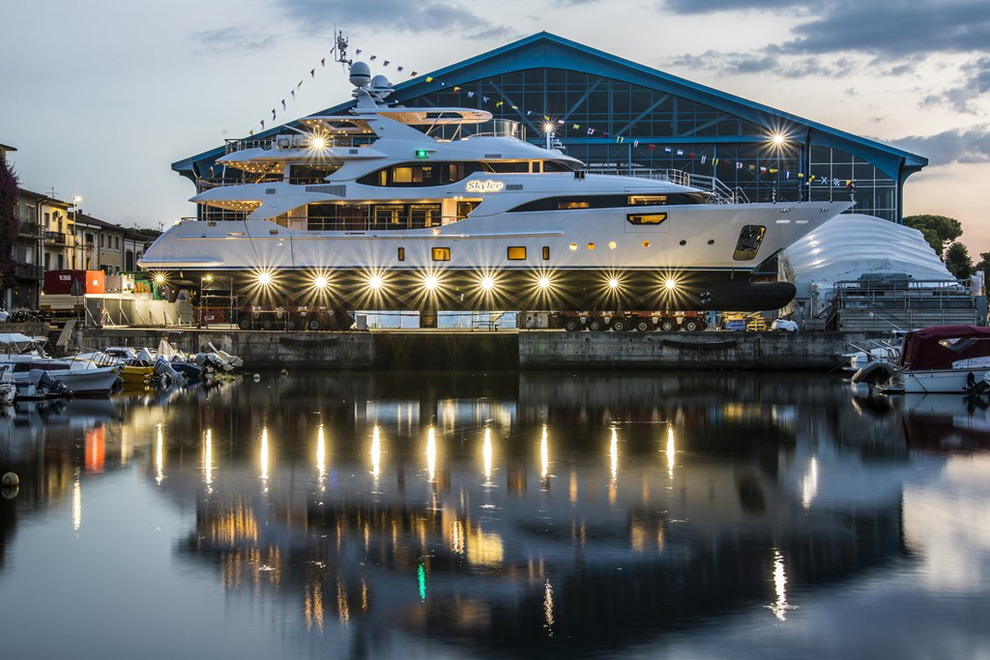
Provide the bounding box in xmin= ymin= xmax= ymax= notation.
xmin=249 ymin=42 xmax=853 ymax=188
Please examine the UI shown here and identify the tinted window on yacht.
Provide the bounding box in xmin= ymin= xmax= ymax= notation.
xmin=306 ymin=203 xmax=368 ymax=231
xmin=367 ymin=203 xmax=443 ymax=230
xmin=485 ymin=161 xmax=530 ymax=173
xmin=733 ymin=225 xmax=766 ymax=261
xmin=542 ymin=161 xmax=574 ymax=172
xmin=509 ymin=193 xmax=703 ymax=212
xmin=357 ymin=162 xmax=488 ymax=187
xmin=289 ymin=163 xmax=342 ymax=185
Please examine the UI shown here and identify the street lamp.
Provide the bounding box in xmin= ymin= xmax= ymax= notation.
xmin=766 ymin=132 xmax=789 ymax=202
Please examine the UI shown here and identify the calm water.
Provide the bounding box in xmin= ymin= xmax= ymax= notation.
xmin=0 ymin=372 xmax=988 ymax=659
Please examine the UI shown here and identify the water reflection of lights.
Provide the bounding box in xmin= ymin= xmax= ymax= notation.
xmin=202 ymin=429 xmax=213 ymax=489
xmin=541 ymin=425 xmax=550 ymax=480
xmin=666 ymin=425 xmax=675 ymax=477
xmin=483 ymin=427 xmax=493 ymax=482
xmin=418 ymin=560 xmax=427 ymax=602
xmin=71 ymin=476 xmax=81 ymax=533
xmin=305 ymin=582 xmax=324 ymax=633
xmin=371 ymin=425 xmax=381 ymax=478
xmin=426 ymin=426 xmax=437 ymax=482
xmin=260 ymin=427 xmax=270 ymax=482
xmin=801 ymin=456 xmax=819 ymax=510
xmin=610 ymin=427 xmax=618 ymax=482
xmin=543 ymin=578 xmax=555 ymax=636
xmin=337 ymin=577 xmax=350 ymax=627
xmin=767 ymin=549 xmax=796 ymax=620
xmin=155 ymin=423 xmax=164 ymax=485
xmin=316 ymin=425 xmax=326 ymax=479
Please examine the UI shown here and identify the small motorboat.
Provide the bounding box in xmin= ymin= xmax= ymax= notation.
xmin=886 ymin=325 xmax=990 ymax=394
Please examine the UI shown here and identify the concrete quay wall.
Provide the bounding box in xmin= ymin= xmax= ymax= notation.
xmin=76 ymin=328 xmax=883 ymax=371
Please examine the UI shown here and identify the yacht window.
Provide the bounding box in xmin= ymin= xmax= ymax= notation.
xmin=507 ymin=246 xmax=527 ymax=260
xmin=627 ymin=213 xmax=668 ymax=225
xmin=485 ymin=161 xmax=530 ymax=173
xmin=357 ymin=161 xmax=487 ymax=187
xmin=432 ymin=247 xmax=451 ymax=261
xmin=373 ymin=205 xmax=406 ymax=230
xmin=307 ymin=203 xmax=369 ymax=231
xmin=542 ymin=161 xmax=573 ymax=173
xmin=542 ymin=246 xmax=550 ymax=260
xmin=410 ymin=204 xmax=441 ymax=229
xmin=289 ymin=163 xmax=342 ymax=185
xmin=510 ymin=193 xmax=703 ymax=212
xmin=397 ymin=247 xmax=405 ymax=261
xmin=456 ymin=201 xmax=480 ymax=220
xmin=628 ymin=195 xmax=668 ymax=205
xmin=733 ymin=225 xmax=766 ymax=261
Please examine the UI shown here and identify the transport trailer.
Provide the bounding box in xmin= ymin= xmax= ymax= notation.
xmin=194 ymin=304 xmax=352 ymax=331
xmin=519 ymin=310 xmax=708 ymax=332
xmin=158 ymin=267 xmax=795 ymax=315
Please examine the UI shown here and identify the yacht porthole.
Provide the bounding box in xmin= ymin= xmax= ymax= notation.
xmin=679 ymin=240 xmax=687 ymax=246
xmin=642 ymin=240 xmax=650 ymax=248
xmin=608 ymin=241 xmax=617 ymax=250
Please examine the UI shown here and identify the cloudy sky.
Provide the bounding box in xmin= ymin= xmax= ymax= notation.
xmin=3 ymin=0 xmax=988 ymax=252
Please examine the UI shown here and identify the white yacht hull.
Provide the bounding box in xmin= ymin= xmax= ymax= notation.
xmin=902 ymin=368 xmax=989 ymax=394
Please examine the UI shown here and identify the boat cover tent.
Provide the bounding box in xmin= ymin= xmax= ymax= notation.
xmin=900 ymin=325 xmax=990 ymax=370
xmin=781 ymin=214 xmax=954 ymax=309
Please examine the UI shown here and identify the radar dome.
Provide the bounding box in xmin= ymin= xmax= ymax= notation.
xmin=370 ymin=74 xmax=392 ymax=89
xmin=349 ymin=61 xmax=371 ymax=87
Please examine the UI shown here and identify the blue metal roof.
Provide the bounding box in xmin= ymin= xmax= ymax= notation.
xmin=173 ymin=32 xmax=927 ymax=181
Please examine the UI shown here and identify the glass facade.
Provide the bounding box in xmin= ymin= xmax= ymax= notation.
xmin=400 ymin=69 xmax=900 ymax=220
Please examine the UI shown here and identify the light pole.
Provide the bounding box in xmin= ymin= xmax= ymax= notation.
xmin=71 ymin=196 xmax=81 ymax=270
xmin=768 ymin=133 xmax=787 ymax=203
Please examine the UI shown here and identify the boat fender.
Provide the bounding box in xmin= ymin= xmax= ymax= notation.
xmin=851 ymin=360 xmax=896 ymax=385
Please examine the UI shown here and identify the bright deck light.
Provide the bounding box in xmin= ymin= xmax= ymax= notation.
xmin=608 ymin=277 xmax=620 ymax=290
xmin=311 ymin=135 xmax=327 ymax=149
xmin=368 ymin=275 xmax=383 ymax=290
xmin=314 ymin=275 xmax=328 ymax=289
xmin=203 ymin=274 xmax=213 ymax=283
xmin=423 ymin=274 xmax=440 ymax=291
xmin=543 ymin=122 xmax=555 ymax=135
xmin=480 ymin=276 xmax=495 ymax=291
xmin=154 ymin=274 xmax=165 ymax=284
xmin=664 ymin=278 xmax=678 ymax=291
xmin=257 ymin=272 xmax=272 ymax=286
xmin=538 ymin=276 xmax=551 ymax=290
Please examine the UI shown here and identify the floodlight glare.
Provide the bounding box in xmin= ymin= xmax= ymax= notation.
xmin=311 ymin=135 xmax=327 ymax=149
xmin=154 ymin=274 xmax=165 ymax=284
xmin=368 ymin=275 xmax=383 ymax=290
xmin=608 ymin=277 xmax=620 ymax=290
xmin=480 ymin=276 xmax=495 ymax=291
xmin=314 ymin=275 xmax=328 ymax=289
xmin=538 ymin=276 xmax=551 ymax=290
xmin=257 ymin=272 xmax=272 ymax=286
xmin=423 ymin=274 xmax=439 ymax=291
xmin=664 ymin=278 xmax=678 ymax=291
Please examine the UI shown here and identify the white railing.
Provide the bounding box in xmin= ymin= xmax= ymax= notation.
xmin=583 ymin=167 xmax=741 ymax=204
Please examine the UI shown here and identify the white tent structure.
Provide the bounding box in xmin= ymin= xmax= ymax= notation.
xmin=780 ymin=214 xmax=956 ymax=317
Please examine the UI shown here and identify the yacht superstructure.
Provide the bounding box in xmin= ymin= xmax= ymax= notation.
xmin=141 ymin=61 xmax=853 ymax=315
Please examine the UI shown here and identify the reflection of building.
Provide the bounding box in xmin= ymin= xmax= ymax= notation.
xmin=175 ymin=33 xmax=926 ymax=222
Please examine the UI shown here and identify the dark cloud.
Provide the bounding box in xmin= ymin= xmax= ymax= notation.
xmin=662 ymin=0 xmax=804 ymax=13
xmin=275 ymin=0 xmax=513 ymax=40
xmin=191 ymin=27 xmax=277 ymax=54
xmin=665 ymin=51 xmax=853 ymax=79
xmin=891 ymin=125 xmax=990 ymax=165
xmin=773 ymin=1 xmax=990 ymax=57
xmin=922 ymin=56 xmax=990 ymax=113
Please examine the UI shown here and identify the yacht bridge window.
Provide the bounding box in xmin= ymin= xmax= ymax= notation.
xmin=306 ymin=202 xmax=452 ymax=231
xmin=289 ymin=163 xmax=342 ymax=185
xmin=357 ymin=160 xmax=575 ymax=187
xmin=509 ymin=192 xmax=704 ymax=212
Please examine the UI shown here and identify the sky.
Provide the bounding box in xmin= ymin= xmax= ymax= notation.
xmin=2 ymin=0 xmax=988 ymax=254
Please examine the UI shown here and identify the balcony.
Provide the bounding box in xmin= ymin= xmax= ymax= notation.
xmin=45 ymin=231 xmax=67 ymax=245
xmin=14 ymin=263 xmax=43 ymax=280
xmin=17 ymin=221 xmax=38 ymax=237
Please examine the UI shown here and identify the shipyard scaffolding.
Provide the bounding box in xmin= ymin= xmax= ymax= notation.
xmin=830 ymin=274 xmax=985 ymax=332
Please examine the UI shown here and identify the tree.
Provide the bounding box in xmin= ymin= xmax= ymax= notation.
xmin=903 ymin=214 xmax=963 ymax=258
xmin=944 ymin=241 xmax=974 ymax=279
xmin=0 ymin=154 xmax=18 ymax=303
xmin=976 ymin=251 xmax=990 ymax=276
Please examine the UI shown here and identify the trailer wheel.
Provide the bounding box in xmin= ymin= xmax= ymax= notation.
xmin=683 ymin=319 xmax=701 ymax=332
xmin=238 ymin=317 xmax=252 ymax=330
xmin=586 ymin=318 xmax=605 ymax=332
xmin=563 ymin=318 xmax=581 ymax=332
xmin=306 ymin=318 xmax=322 ymax=331
xmin=286 ymin=316 xmax=299 ymax=331
xmin=659 ymin=318 xmax=676 ymax=332
xmin=634 ymin=319 xmax=651 ymax=332
xmin=262 ymin=318 xmax=275 ymax=330
xmin=610 ymin=317 xmax=628 ymax=332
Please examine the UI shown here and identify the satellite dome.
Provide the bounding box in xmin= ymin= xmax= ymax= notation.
xmin=349 ymin=61 xmax=371 ymax=87
xmin=370 ymin=74 xmax=392 ymax=89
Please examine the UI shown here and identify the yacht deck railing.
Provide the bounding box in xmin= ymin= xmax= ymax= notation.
xmin=583 ymin=167 xmax=744 ymax=204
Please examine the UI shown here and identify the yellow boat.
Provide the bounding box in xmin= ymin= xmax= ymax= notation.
xmin=119 ymin=365 xmax=153 ymax=384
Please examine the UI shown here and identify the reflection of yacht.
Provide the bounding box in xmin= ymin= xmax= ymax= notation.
xmin=141 ymin=62 xmax=852 ymax=312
